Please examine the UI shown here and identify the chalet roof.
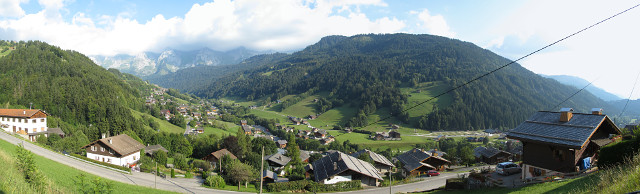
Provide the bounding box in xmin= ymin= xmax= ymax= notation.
xmin=28 ymin=128 xmax=65 ymax=136
xmin=145 ymin=144 xmax=168 ymax=155
xmin=395 ymin=148 xmax=432 ymax=172
xmin=351 ymin=149 xmax=395 ymax=168
xmin=507 ymin=111 xmax=621 ymax=148
xmin=312 ymin=151 xmax=383 ymax=182
xmin=207 ymin=149 xmax=237 ymax=160
xmin=426 ymin=149 xmax=446 ymax=156
xmin=277 ymin=140 xmax=288 ymax=145
xmin=262 ymin=170 xmax=277 ymax=180
xmin=300 ymin=150 xmax=310 ymax=161
xmin=0 ymin=109 xmax=47 ymax=118
xmin=265 ymin=153 xmax=291 ymax=167
xmin=316 ymin=129 xmax=327 ymax=135
xmin=242 ymin=125 xmax=252 ymax=132
xmin=473 ymin=147 xmax=510 ymax=158
xmin=82 ymin=134 xmax=145 ymax=157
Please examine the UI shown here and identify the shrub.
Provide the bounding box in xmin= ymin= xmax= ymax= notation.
xmin=599 ymin=137 xmax=640 ymax=168
xmin=171 ymin=168 xmax=175 ymax=178
xmin=265 ymin=180 xmax=310 ymax=192
xmin=192 ymin=159 xmax=213 ymax=171
xmin=206 ymin=175 xmax=226 ymax=188
xmin=307 ymin=180 xmax=361 ymax=192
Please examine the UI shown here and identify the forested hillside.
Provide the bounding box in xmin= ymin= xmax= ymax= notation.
xmin=177 ymin=34 xmax=614 ymax=130
xmin=0 ymin=41 xmax=147 ymax=140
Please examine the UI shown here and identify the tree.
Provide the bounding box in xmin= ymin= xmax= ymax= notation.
xmin=286 ymin=134 xmax=301 ymax=166
xmin=206 ymin=175 xmax=226 ymax=188
xmin=357 ymin=153 xmax=374 ymax=165
xmin=36 ymin=134 xmax=48 ymax=145
xmin=173 ymin=153 xmax=188 ymax=170
xmin=482 ymin=137 xmax=490 ymax=145
xmin=251 ymin=137 xmax=277 ymax=156
xmin=227 ymin=161 xmax=254 ymax=190
xmin=153 ymin=150 xmax=168 ymax=166
xmin=235 ymin=128 xmax=251 ymax=159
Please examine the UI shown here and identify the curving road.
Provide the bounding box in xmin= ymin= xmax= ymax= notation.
xmin=0 ymin=131 xmax=468 ymax=194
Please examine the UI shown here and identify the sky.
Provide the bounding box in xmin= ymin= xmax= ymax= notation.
xmin=1 ymin=0 xmax=640 ymax=99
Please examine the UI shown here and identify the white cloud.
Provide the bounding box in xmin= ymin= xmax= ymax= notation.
xmin=0 ymin=0 xmax=28 ymax=17
xmin=414 ymin=9 xmax=455 ymax=38
xmin=0 ymin=0 xmax=405 ymax=56
xmin=482 ymin=0 xmax=640 ymax=99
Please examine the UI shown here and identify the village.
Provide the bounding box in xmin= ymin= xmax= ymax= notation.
xmin=0 ymin=84 xmax=632 ymax=193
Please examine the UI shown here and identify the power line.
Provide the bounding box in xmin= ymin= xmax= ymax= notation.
xmin=358 ymin=3 xmax=640 ymax=130
xmin=618 ymin=71 xmax=640 ymax=117
xmin=549 ymin=77 xmax=600 ymax=111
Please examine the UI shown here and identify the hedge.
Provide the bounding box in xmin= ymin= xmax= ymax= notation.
xmin=265 ymin=180 xmax=362 ymax=192
xmin=70 ymin=153 xmax=131 ymax=172
xmin=599 ymin=137 xmax=640 ymax=168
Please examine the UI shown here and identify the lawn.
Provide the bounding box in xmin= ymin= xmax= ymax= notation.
xmin=280 ymin=95 xmax=322 ymax=118
xmin=130 ymin=108 xmax=185 ymax=134
xmin=333 ymin=132 xmax=433 ymax=151
xmin=310 ymin=103 xmax=358 ymax=128
xmin=399 ymin=82 xmax=453 ymax=126
xmin=0 ymin=49 xmax=12 ymax=58
xmin=201 ymin=126 xmax=237 ymax=137
xmin=0 ymin=139 xmax=175 ymax=194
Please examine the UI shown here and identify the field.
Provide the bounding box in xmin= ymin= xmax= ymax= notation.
xmin=332 ymin=131 xmax=434 ymax=151
xmin=201 ymin=123 xmax=239 ymax=137
xmin=129 ymin=108 xmax=185 ymax=134
xmin=399 ymin=81 xmax=453 ymax=126
xmin=0 ymin=49 xmax=12 ymax=57
xmin=0 ymin=139 xmax=174 ymax=194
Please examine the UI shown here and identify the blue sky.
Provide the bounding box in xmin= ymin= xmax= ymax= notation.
xmin=1 ymin=0 xmax=640 ymax=100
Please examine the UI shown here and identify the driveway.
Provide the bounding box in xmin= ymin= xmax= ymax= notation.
xmin=336 ymin=172 xmax=470 ymax=194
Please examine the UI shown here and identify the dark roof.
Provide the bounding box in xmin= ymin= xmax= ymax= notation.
xmin=473 ymin=147 xmax=510 ymax=158
xmin=262 ymin=170 xmax=277 ymax=180
xmin=82 ymin=134 xmax=145 ymax=156
xmin=312 ymin=151 xmax=383 ymax=182
xmin=265 ymin=153 xmax=291 ymax=166
xmin=395 ymin=148 xmax=432 ymax=172
xmin=351 ymin=149 xmax=395 ymax=168
xmin=426 ymin=149 xmax=446 ymax=156
xmin=277 ymin=140 xmax=288 ymax=145
xmin=28 ymin=127 xmax=65 ymax=136
xmin=507 ymin=111 xmax=621 ymax=148
xmin=145 ymin=144 xmax=168 ymax=155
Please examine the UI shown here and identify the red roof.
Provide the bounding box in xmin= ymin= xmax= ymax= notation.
xmin=0 ymin=109 xmax=47 ymax=118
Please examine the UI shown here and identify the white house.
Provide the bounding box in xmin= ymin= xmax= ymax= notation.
xmin=0 ymin=109 xmax=48 ymax=141
xmin=82 ymin=134 xmax=145 ymax=167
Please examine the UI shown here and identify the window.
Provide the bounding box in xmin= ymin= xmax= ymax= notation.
xmin=107 ymin=158 xmax=112 ymax=163
xmin=24 ymin=119 xmax=27 ymax=123
xmin=133 ymin=155 xmax=137 ymax=160
xmin=41 ymin=127 xmax=44 ymax=132
xmin=41 ymin=119 xmax=45 ymax=122
xmin=32 ymin=119 xmax=36 ymax=123
xmin=33 ymin=128 xmax=37 ymax=132
xmin=101 ymin=147 xmax=105 ymax=152
xmin=91 ymin=146 xmax=96 ymax=151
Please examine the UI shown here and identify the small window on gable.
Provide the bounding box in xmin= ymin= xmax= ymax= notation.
xmin=101 ymin=147 xmax=105 ymax=152
xmin=32 ymin=119 xmax=36 ymax=123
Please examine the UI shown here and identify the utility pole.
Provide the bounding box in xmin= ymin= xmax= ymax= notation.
xmin=389 ymin=167 xmax=392 ymax=194
xmin=259 ymin=146 xmax=264 ymax=194
xmin=155 ymin=161 xmax=157 ymax=189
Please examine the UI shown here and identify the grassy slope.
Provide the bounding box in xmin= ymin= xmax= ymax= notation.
xmin=0 ymin=49 xmax=12 ymax=57
xmin=129 ymin=108 xmax=185 ymax=134
xmin=201 ymin=120 xmax=240 ymax=137
xmin=0 ymin=139 xmax=175 ymax=194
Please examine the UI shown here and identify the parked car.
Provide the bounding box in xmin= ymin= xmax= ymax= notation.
xmin=426 ymin=170 xmax=440 ymax=177
xmin=496 ymin=162 xmax=521 ymax=175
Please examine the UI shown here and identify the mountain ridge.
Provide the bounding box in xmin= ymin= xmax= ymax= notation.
xmin=541 ymin=74 xmax=623 ymax=101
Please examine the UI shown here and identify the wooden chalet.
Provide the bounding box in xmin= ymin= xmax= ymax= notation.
xmin=351 ymin=149 xmax=395 ymax=173
xmin=312 ymin=151 xmax=383 ymax=186
xmin=276 ymin=140 xmax=288 ymax=148
xmin=0 ymin=109 xmax=49 ymax=141
xmin=82 ymin=134 xmax=145 ymax=167
xmin=507 ymin=108 xmax=622 ymax=180
xmin=395 ymin=148 xmax=451 ymax=177
xmin=203 ymin=149 xmax=237 ymax=169
xmin=473 ymin=146 xmax=512 ymax=164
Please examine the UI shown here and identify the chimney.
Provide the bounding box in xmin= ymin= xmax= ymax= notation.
xmin=108 ymin=138 xmax=112 ymax=144
xmin=591 ymin=108 xmax=603 ymax=115
xmin=101 ymin=133 xmax=106 ymax=139
xmin=333 ymin=162 xmax=338 ymax=170
xmin=560 ymin=108 xmax=574 ymax=122
xmin=23 ymin=110 xmax=26 ymax=115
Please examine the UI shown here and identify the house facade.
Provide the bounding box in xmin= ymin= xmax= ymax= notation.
xmin=0 ymin=109 xmax=49 ymax=141
xmin=82 ymin=134 xmax=145 ymax=167
xmin=507 ymin=108 xmax=621 ymax=180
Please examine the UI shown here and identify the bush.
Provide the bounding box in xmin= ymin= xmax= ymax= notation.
xmin=69 ymin=153 xmax=131 ymax=172
xmin=266 ymin=180 xmax=310 ymax=192
xmin=307 ymin=180 xmax=361 ymax=192
xmin=206 ymin=175 xmax=226 ymax=188
xmin=192 ymin=159 xmax=213 ymax=171
xmin=599 ymin=137 xmax=640 ymax=168
xmin=170 ymin=168 xmax=175 ymax=178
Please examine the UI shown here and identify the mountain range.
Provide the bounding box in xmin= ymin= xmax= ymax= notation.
xmin=90 ymin=47 xmax=266 ymax=77
xmin=542 ymin=74 xmax=623 ymax=101
xmin=149 ymin=33 xmax=618 ymax=130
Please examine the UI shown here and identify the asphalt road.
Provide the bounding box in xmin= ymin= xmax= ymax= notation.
xmin=0 ymin=131 xmax=470 ymax=194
